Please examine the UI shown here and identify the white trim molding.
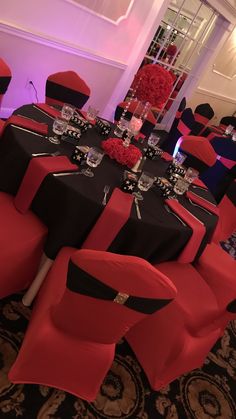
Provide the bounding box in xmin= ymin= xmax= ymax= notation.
xmin=196 ymin=87 xmax=236 ymax=104
xmin=62 ymin=0 xmax=134 ymax=25
xmin=0 ymin=20 xmax=127 ymax=70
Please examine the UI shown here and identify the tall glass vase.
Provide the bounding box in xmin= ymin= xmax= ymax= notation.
xmin=129 ymin=101 xmax=151 ymax=136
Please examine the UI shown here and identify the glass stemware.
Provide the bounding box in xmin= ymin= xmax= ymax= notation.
xmin=61 ymin=103 xmax=75 ymax=122
xmin=49 ymin=117 xmax=68 ymax=144
xmin=81 ymin=147 xmax=104 ymax=177
xmin=148 ymin=133 xmax=161 ymax=148
xmin=133 ymin=171 xmax=156 ymax=200
xmin=173 ymin=151 xmax=187 ymax=166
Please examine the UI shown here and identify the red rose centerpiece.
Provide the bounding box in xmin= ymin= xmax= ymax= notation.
xmin=131 ymin=64 xmax=174 ymax=108
xmin=101 ymin=138 xmax=142 ymax=168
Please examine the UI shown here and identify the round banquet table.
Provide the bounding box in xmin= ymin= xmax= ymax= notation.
xmin=0 ymin=104 xmax=218 ymax=262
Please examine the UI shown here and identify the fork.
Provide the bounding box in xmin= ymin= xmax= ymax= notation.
xmin=102 ymin=185 xmax=110 ymax=206
xmin=187 ymin=198 xmax=212 ymax=215
xmin=164 ymin=204 xmax=187 ymax=226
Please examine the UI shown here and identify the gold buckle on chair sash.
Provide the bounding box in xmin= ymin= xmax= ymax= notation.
xmin=113 ymin=292 xmax=129 ymax=305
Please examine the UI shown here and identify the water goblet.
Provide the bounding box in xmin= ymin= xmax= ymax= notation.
xmin=86 ymin=106 xmax=99 ymax=121
xmin=81 ymin=147 xmax=104 ymax=177
xmin=61 ymin=103 xmax=75 ymax=122
xmin=133 ymin=171 xmax=156 ymax=201
xmin=114 ymin=117 xmax=130 ymax=138
xmin=173 ymin=151 xmax=187 ymax=166
xmin=184 ymin=167 xmax=199 ymax=184
xmin=148 ymin=133 xmax=161 ymax=148
xmin=225 ymin=125 xmax=234 ymax=135
xmin=49 ymin=117 xmax=68 ymax=144
xmin=173 ymin=176 xmax=189 ymax=195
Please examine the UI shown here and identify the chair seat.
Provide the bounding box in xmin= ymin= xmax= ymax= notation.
xmin=195 ymin=243 xmax=236 ymax=315
xmin=0 ymin=192 xmax=47 ymax=297
xmin=126 ymin=262 xmax=221 ymax=390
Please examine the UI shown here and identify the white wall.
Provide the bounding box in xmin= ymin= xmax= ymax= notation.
xmin=188 ymin=23 xmax=236 ymax=123
xmin=0 ymin=0 xmax=169 ymax=119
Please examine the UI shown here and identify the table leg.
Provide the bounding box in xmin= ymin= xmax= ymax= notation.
xmin=22 ymin=254 xmax=53 ymax=306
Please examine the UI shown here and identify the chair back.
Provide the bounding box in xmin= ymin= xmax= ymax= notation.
xmin=51 ymin=249 xmax=177 ymax=343
xmin=162 ymin=107 xmax=195 ymax=155
xmin=220 ymin=116 xmax=236 ymax=129
xmin=176 ymin=135 xmax=217 ymax=173
xmin=212 ymin=179 xmax=236 ymax=243
xmin=0 ymin=58 xmax=12 ymax=109
xmin=191 ymin=103 xmax=214 ymax=135
xmin=45 ymin=70 xmax=90 ymax=109
xmin=114 ymin=100 xmax=156 ymax=138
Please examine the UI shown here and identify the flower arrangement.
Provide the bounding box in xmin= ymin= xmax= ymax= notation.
xmin=101 ymin=138 xmax=142 ymax=168
xmin=131 ymin=64 xmax=174 ymax=108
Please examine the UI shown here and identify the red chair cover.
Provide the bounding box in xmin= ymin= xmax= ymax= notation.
xmin=9 ymin=247 xmax=176 ymax=400
xmin=0 ymin=192 xmax=47 ymax=298
xmin=81 ymin=188 xmax=134 ymax=251
xmin=212 ymin=180 xmax=236 ymax=243
xmin=126 ymin=262 xmax=220 ymax=390
xmin=195 ymin=243 xmax=236 ymax=331
xmin=14 ymin=156 xmax=78 ymax=214
xmin=176 ymin=136 xmax=217 ymax=167
xmin=165 ymin=199 xmax=206 ymax=263
xmin=45 ymin=71 xmax=90 ymax=109
xmin=3 ymin=115 xmax=48 ymax=136
xmin=0 ymin=58 xmax=11 ymax=109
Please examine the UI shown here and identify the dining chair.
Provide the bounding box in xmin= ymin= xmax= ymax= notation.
xmin=162 ymin=107 xmax=195 ymax=155
xmin=12 ymin=154 xmax=78 ymax=307
xmin=191 ymin=103 xmax=214 ymax=136
xmin=0 ymin=58 xmax=12 ymax=134
xmin=211 ymin=179 xmax=236 ymax=243
xmin=45 ymin=70 xmax=91 ymax=109
xmin=220 ymin=116 xmax=236 ymax=130
xmin=0 ymin=191 xmax=47 ymax=298
xmin=0 ymin=58 xmax=11 ymax=110
xmin=114 ymin=99 xmax=156 ymax=138
xmin=174 ymin=135 xmax=217 ymax=174
xmin=9 ymin=247 xmax=177 ymax=401
xmin=126 ymin=261 xmax=222 ymax=390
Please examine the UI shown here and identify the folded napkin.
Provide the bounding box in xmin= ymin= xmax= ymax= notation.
xmin=77 ymin=110 xmax=96 ymax=125
xmin=4 ymin=115 xmax=48 ymax=136
xmin=14 ymin=156 xmax=78 ymax=214
xmin=34 ymin=103 xmax=61 ymax=119
xmin=81 ymin=188 xmax=134 ymax=251
xmin=161 ymin=152 xmax=173 ymax=162
xmin=165 ymin=199 xmax=206 ymax=263
xmin=186 ymin=190 xmax=219 ymax=216
xmin=192 ymin=178 xmax=207 ymax=189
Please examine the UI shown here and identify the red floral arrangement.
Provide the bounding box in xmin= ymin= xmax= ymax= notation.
xmin=101 ymin=138 xmax=142 ymax=168
xmin=166 ymin=44 xmax=177 ymax=57
xmin=131 ymin=64 xmax=173 ymax=108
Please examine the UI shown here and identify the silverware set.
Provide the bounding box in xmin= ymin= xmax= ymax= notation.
xmin=102 ymin=185 xmax=110 ymax=206
xmin=164 ymin=204 xmax=186 ymax=226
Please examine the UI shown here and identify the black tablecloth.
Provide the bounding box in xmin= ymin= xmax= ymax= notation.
xmin=0 ymin=104 xmax=218 ymax=261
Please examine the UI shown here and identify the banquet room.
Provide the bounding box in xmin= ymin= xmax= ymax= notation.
xmin=0 ymin=0 xmax=236 ymax=418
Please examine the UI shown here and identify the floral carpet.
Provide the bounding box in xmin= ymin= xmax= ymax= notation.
xmin=0 ymin=239 xmax=236 ymax=418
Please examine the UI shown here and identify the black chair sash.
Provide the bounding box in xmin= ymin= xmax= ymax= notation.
xmin=46 ymin=80 xmax=89 ymax=108
xmin=0 ymin=76 xmax=11 ymax=94
xmin=67 ymin=261 xmax=173 ymax=314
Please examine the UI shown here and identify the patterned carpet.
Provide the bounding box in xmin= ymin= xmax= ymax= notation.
xmin=0 ymin=241 xmax=236 ymax=418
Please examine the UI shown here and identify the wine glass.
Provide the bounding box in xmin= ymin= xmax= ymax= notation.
xmin=61 ymin=103 xmax=75 ymax=122
xmin=173 ymin=151 xmax=187 ymax=166
xmin=133 ymin=171 xmax=156 ymax=200
xmin=81 ymin=147 xmax=104 ymax=177
xmin=148 ymin=133 xmax=161 ymax=148
xmin=49 ymin=117 xmax=68 ymax=144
